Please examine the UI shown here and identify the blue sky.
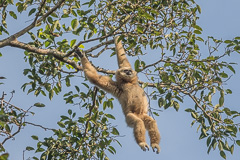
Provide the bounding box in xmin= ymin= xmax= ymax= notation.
xmin=1 ymin=0 xmax=240 ymax=160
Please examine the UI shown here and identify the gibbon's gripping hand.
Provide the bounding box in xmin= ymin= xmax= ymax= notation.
xmin=75 ymin=48 xmax=85 ymax=58
xmin=139 ymin=142 xmax=150 ymax=152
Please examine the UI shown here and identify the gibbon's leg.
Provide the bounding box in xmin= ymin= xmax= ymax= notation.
xmin=75 ymin=49 xmax=117 ymax=94
xmin=114 ymin=36 xmax=132 ymax=68
xmin=126 ymin=112 xmax=150 ymax=151
xmin=142 ymin=114 xmax=161 ymax=154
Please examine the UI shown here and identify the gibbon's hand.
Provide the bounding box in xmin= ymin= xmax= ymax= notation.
xmin=139 ymin=142 xmax=150 ymax=152
xmin=151 ymin=143 xmax=160 ymax=154
xmin=75 ymin=48 xmax=85 ymax=58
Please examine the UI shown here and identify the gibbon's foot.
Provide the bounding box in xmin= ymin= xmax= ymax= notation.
xmin=75 ymin=48 xmax=84 ymax=58
xmin=139 ymin=142 xmax=150 ymax=152
xmin=151 ymin=143 xmax=160 ymax=154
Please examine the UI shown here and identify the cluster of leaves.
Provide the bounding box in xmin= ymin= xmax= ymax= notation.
xmin=26 ymin=86 xmax=120 ymax=160
xmin=0 ymin=92 xmax=35 ymax=160
xmin=21 ymin=51 xmax=69 ymax=100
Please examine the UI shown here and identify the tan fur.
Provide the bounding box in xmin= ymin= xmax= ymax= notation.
xmin=78 ymin=36 xmax=161 ymax=153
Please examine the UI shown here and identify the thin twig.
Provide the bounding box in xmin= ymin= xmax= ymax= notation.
xmin=84 ymin=87 xmax=99 ymax=137
xmin=24 ymin=122 xmax=55 ymax=131
xmin=33 ymin=0 xmax=47 ymax=25
xmin=84 ymin=39 xmax=114 ymax=54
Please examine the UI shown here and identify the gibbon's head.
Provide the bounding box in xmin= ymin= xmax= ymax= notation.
xmin=116 ymin=67 xmax=138 ymax=83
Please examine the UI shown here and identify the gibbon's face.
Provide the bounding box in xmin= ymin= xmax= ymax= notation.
xmin=116 ymin=67 xmax=138 ymax=83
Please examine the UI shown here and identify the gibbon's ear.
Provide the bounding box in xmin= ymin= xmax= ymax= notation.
xmin=75 ymin=48 xmax=85 ymax=58
xmin=114 ymin=36 xmax=132 ymax=69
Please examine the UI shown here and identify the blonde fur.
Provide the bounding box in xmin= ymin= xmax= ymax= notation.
xmin=78 ymin=36 xmax=161 ymax=153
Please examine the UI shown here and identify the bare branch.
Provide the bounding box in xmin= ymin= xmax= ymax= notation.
xmin=24 ymin=122 xmax=55 ymax=131
xmin=84 ymin=39 xmax=114 ymax=54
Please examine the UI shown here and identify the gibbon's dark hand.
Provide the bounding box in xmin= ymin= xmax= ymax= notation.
xmin=75 ymin=48 xmax=84 ymax=58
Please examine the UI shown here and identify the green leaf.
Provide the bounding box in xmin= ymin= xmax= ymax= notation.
xmin=173 ymin=101 xmax=180 ymax=111
xmin=224 ymin=118 xmax=233 ymax=124
xmin=134 ymin=60 xmax=140 ymax=72
xmin=220 ymin=72 xmax=228 ymax=78
xmin=218 ymin=140 xmax=223 ymax=151
xmin=89 ymin=0 xmax=95 ymax=7
xmin=68 ymin=109 xmax=72 ymax=115
xmin=28 ymin=8 xmax=36 ymax=16
xmin=234 ymin=45 xmax=240 ymax=51
xmin=158 ymin=97 xmax=165 ymax=108
xmin=9 ymin=11 xmax=17 ymax=19
xmin=75 ymin=85 xmax=80 ymax=92
xmin=191 ymin=112 xmax=198 ymax=119
xmin=45 ymin=40 xmax=51 ymax=47
xmin=227 ymin=65 xmax=235 ymax=74
xmin=31 ymin=135 xmax=39 ymax=140
xmin=47 ymin=17 xmax=53 ymax=24
xmin=65 ymin=77 xmax=71 ymax=87
xmin=194 ymin=30 xmax=202 ymax=34
xmin=185 ymin=108 xmax=194 ymax=112
xmin=197 ymin=4 xmax=201 ymax=13
xmin=225 ymin=89 xmax=232 ymax=94
xmin=57 ymin=121 xmax=65 ymax=128
xmin=143 ymin=12 xmax=154 ymax=20
xmin=34 ymin=102 xmax=45 ymax=107
xmin=70 ymin=39 xmax=76 ymax=48
xmin=236 ymin=140 xmax=240 ymax=146
xmin=153 ymin=112 xmax=159 ymax=116
xmin=224 ymin=40 xmax=232 ymax=44
xmin=220 ymin=151 xmax=226 ymax=159
xmin=137 ymin=26 xmax=144 ymax=33
xmin=169 ymin=75 xmax=176 ymax=83
xmin=5 ymin=124 xmax=11 ymax=132
xmin=108 ymin=146 xmax=116 ymax=154
xmin=111 ymin=127 xmax=119 ymax=135
xmin=36 ymin=148 xmax=45 ymax=153
xmin=71 ymin=19 xmax=79 ymax=30
xmin=26 ymin=146 xmax=35 ymax=151
xmin=219 ymin=95 xmax=224 ymax=107
xmin=0 ymin=153 xmax=9 ymax=159
xmin=206 ymin=136 xmax=211 ymax=147
xmin=49 ymin=90 xmax=54 ymax=100
xmin=230 ymin=145 xmax=234 ymax=154
xmin=106 ymin=114 xmax=115 ymax=120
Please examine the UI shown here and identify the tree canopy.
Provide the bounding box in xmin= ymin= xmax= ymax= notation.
xmin=0 ymin=0 xmax=240 ymax=159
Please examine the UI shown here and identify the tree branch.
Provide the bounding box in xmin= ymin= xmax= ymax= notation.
xmin=0 ymin=0 xmax=66 ymax=48
xmin=8 ymin=39 xmax=82 ymax=70
xmin=84 ymin=39 xmax=114 ymax=54
xmin=24 ymin=122 xmax=55 ymax=131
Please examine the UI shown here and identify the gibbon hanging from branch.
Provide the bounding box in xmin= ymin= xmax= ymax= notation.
xmin=75 ymin=36 xmax=161 ymax=154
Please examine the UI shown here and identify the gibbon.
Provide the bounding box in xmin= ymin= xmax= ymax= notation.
xmin=75 ymin=36 xmax=161 ymax=154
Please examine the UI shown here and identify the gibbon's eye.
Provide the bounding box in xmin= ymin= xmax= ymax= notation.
xmin=123 ymin=69 xmax=132 ymax=75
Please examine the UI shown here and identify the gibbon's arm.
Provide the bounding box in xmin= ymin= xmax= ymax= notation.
xmin=76 ymin=49 xmax=118 ymax=94
xmin=114 ymin=36 xmax=132 ymax=69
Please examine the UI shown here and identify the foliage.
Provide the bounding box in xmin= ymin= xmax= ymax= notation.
xmin=0 ymin=0 xmax=240 ymax=159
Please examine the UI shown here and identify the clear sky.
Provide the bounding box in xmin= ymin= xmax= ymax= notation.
xmin=1 ymin=0 xmax=240 ymax=160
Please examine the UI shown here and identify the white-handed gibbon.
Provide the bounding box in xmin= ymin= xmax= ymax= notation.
xmin=75 ymin=36 xmax=161 ymax=154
